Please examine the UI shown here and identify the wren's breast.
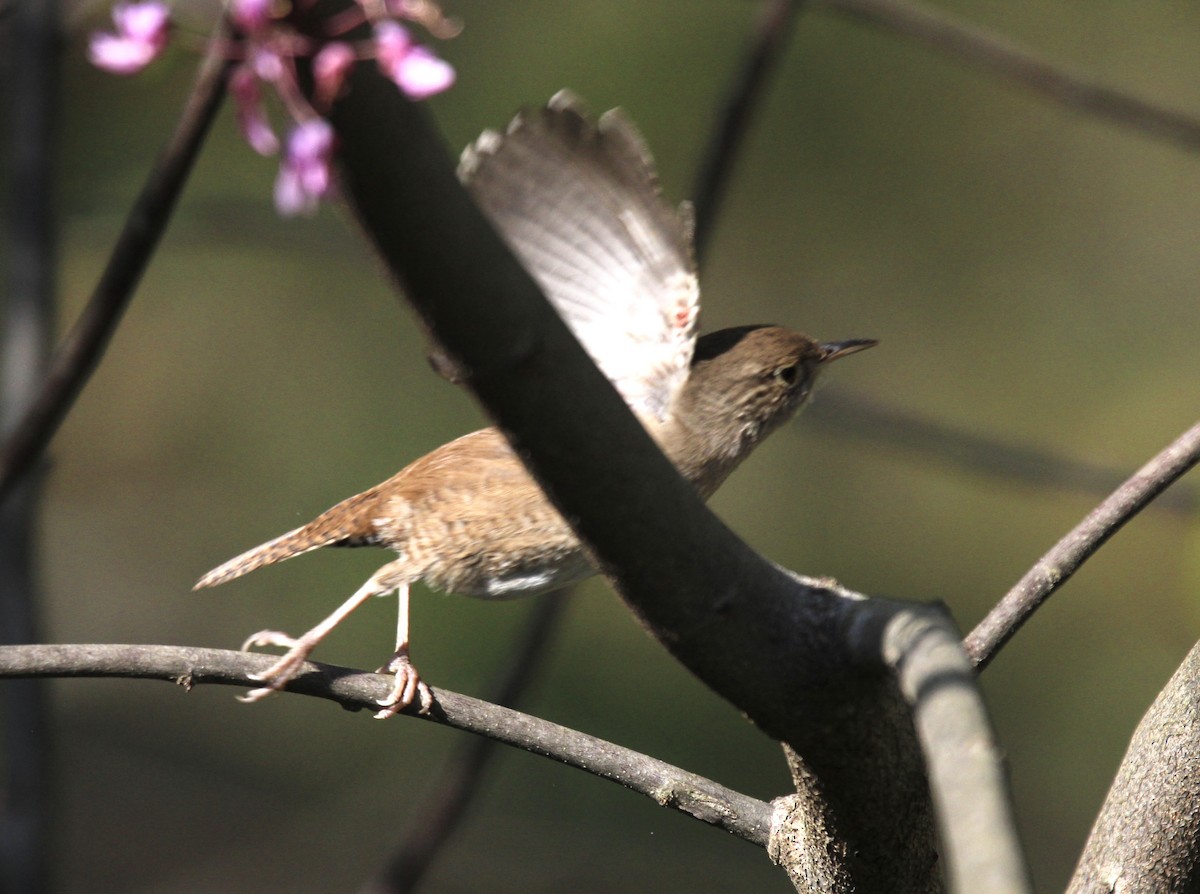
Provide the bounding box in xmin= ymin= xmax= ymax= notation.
xmin=387 ymin=429 xmax=600 ymax=600
xmin=422 ymin=532 xmax=596 ymax=600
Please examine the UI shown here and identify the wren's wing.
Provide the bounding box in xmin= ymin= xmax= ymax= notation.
xmin=457 ymin=90 xmax=699 ymax=422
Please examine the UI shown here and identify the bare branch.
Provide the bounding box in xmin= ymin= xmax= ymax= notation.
xmin=692 ymin=0 xmax=800 ymax=263
xmin=965 ymin=419 xmax=1200 ymax=670
xmin=814 ymin=0 xmax=1200 ymax=152
xmin=1068 ymin=640 xmax=1200 ymax=893
xmin=0 ymin=20 xmax=232 ymax=504
xmin=867 ymin=605 xmax=1031 ymax=893
xmin=0 ymin=642 xmax=772 ymax=844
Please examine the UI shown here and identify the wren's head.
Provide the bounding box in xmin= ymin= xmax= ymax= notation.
xmin=666 ymin=325 xmax=876 ymax=495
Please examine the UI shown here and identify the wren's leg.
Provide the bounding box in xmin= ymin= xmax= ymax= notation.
xmin=240 ymin=560 xmax=409 ymax=704
xmin=373 ymin=581 xmax=433 ymax=718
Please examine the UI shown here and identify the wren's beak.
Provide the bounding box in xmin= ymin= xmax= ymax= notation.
xmin=819 ymin=338 xmax=879 ymax=364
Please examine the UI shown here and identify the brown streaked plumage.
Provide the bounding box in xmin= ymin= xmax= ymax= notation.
xmin=195 ymin=93 xmax=876 ymax=717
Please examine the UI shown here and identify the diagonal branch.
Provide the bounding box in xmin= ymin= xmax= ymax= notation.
xmin=809 ymin=392 xmax=1200 ymax=517
xmin=323 ymin=59 xmax=942 ymax=891
xmin=0 ymin=20 xmax=233 ymax=504
xmin=814 ymin=0 xmax=1200 ymax=152
xmin=691 ymin=0 xmax=800 ymax=263
xmin=0 ymin=642 xmax=772 ymax=845
xmin=964 ymin=419 xmax=1200 ymax=670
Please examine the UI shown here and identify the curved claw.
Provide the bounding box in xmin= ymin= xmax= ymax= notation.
xmin=373 ymin=654 xmax=433 ymax=718
xmin=240 ymin=629 xmax=299 ymax=652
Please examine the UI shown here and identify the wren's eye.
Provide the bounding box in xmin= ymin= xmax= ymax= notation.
xmin=773 ymin=364 xmax=800 ymax=386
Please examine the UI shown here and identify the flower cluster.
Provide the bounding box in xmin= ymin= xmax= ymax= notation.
xmin=89 ymin=0 xmax=457 ymax=216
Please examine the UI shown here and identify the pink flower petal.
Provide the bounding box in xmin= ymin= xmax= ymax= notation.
xmin=230 ymin=0 xmax=272 ymax=35
xmin=374 ymin=21 xmax=454 ymax=100
xmin=392 ymin=45 xmax=454 ymax=99
xmin=274 ymin=119 xmax=335 ymax=217
xmin=88 ymin=1 xmax=170 ymax=75
xmin=313 ymin=42 xmax=356 ymax=108
xmin=231 ymin=65 xmax=278 ymax=156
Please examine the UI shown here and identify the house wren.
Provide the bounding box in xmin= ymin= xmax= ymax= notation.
xmin=195 ymin=91 xmax=876 ymax=717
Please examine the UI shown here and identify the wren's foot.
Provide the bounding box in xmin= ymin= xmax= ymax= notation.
xmin=373 ymin=651 xmax=433 ymax=719
xmin=238 ymin=629 xmax=317 ymax=703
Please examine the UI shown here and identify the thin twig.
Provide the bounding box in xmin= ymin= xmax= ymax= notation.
xmin=814 ymin=0 xmax=1200 ymax=152
xmin=0 ymin=642 xmax=774 ymax=846
xmin=364 ymin=590 xmax=571 ymax=894
xmin=691 ymin=0 xmax=800 ymax=264
xmin=964 ymin=419 xmax=1200 ymax=670
xmin=0 ymin=21 xmax=233 ymax=504
xmin=809 ymin=391 xmax=1199 ymax=517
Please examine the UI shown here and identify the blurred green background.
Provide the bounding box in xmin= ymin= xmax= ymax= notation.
xmin=10 ymin=0 xmax=1200 ymax=890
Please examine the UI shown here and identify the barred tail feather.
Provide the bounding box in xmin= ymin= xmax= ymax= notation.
xmin=194 ymin=525 xmax=329 ymax=590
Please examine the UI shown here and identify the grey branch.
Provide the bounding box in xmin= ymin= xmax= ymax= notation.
xmin=868 ymin=605 xmax=1031 ymax=893
xmin=965 ymin=419 xmax=1200 ymax=669
xmin=0 ymin=642 xmax=772 ymax=845
xmin=1068 ymin=639 xmax=1200 ymax=893
xmin=814 ymin=0 xmax=1200 ymax=152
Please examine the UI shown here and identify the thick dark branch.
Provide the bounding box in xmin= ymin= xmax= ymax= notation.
xmin=814 ymin=0 xmax=1200 ymax=152
xmin=0 ymin=21 xmax=232 ymax=504
xmin=1068 ymin=640 xmax=1200 ymax=893
xmin=692 ymin=0 xmax=800 ymax=263
xmin=325 ymin=62 xmax=941 ymax=892
xmin=965 ymin=419 xmax=1200 ymax=669
xmin=2 ymin=3 xmax=61 ymax=891
xmin=0 ymin=642 xmax=772 ymax=845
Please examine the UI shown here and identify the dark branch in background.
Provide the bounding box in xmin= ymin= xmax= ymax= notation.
xmin=814 ymin=0 xmax=1200 ymax=152
xmin=375 ymin=2 xmax=804 ymax=883
xmin=0 ymin=21 xmax=232 ymax=505
xmin=964 ymin=419 xmax=1200 ymax=670
xmin=809 ymin=392 xmax=1200 ymax=517
xmin=363 ymin=590 xmax=572 ymax=894
xmin=1068 ymin=639 xmax=1200 ymax=893
xmin=691 ymin=0 xmax=800 ymax=263
xmin=1 ymin=3 xmax=60 ymax=892
xmin=688 ymin=0 xmax=1200 ymax=521
xmin=0 ymin=643 xmax=773 ymax=846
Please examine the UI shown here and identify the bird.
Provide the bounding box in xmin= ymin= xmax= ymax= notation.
xmin=194 ymin=90 xmax=876 ymax=718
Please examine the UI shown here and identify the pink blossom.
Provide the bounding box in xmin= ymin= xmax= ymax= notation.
xmin=230 ymin=0 xmax=272 ymax=35
xmin=87 ymin=1 xmax=171 ymax=75
xmin=313 ymin=42 xmax=356 ymax=108
xmin=274 ymin=119 xmax=335 ymax=217
xmin=374 ymin=21 xmax=455 ymax=100
xmin=231 ymin=65 xmax=278 ymax=156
